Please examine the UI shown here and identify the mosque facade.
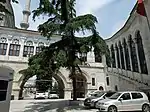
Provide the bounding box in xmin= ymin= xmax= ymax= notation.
xmin=0 ymin=0 xmax=150 ymax=99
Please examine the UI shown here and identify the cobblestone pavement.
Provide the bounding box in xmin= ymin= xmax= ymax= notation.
xmin=10 ymin=99 xmax=98 ymax=112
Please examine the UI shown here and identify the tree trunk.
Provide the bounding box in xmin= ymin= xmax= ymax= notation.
xmin=18 ymin=81 xmax=26 ymax=100
xmin=72 ymin=77 xmax=77 ymax=100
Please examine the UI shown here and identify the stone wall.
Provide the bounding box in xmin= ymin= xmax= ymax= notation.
xmin=105 ymin=0 xmax=150 ymax=91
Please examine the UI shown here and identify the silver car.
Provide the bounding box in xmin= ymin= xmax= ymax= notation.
xmin=96 ymin=91 xmax=150 ymax=112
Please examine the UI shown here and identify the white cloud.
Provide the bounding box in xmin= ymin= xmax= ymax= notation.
xmin=76 ymin=0 xmax=115 ymax=15
xmin=12 ymin=0 xmax=115 ymax=32
xmin=28 ymin=14 xmax=48 ymax=31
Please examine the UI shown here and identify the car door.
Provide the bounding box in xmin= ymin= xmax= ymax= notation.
xmin=131 ymin=92 xmax=144 ymax=111
xmin=118 ymin=93 xmax=132 ymax=111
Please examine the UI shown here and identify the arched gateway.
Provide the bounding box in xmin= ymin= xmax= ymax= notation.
xmin=20 ymin=69 xmax=88 ymax=99
xmin=0 ymin=66 xmax=14 ymax=111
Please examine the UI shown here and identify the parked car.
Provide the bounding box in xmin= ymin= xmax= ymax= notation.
xmin=48 ymin=91 xmax=59 ymax=99
xmin=96 ymin=91 xmax=150 ymax=112
xmin=91 ymin=91 xmax=116 ymax=108
xmin=84 ymin=91 xmax=116 ymax=108
xmin=34 ymin=92 xmax=48 ymax=99
xmin=85 ymin=90 xmax=100 ymax=98
xmin=48 ymin=93 xmax=59 ymax=99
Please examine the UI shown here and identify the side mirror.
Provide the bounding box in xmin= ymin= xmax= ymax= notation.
xmin=119 ymin=98 xmax=123 ymax=101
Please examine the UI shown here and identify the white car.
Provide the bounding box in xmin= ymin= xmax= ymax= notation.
xmin=34 ymin=92 xmax=48 ymax=99
xmin=86 ymin=90 xmax=100 ymax=98
xmin=49 ymin=93 xmax=59 ymax=99
xmin=90 ymin=91 xmax=116 ymax=108
xmin=96 ymin=91 xmax=150 ymax=112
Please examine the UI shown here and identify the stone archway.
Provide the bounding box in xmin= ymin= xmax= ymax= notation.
xmin=0 ymin=65 xmax=14 ymax=112
xmin=21 ymin=71 xmax=68 ymax=99
xmin=75 ymin=72 xmax=87 ymax=98
xmin=52 ymin=72 xmax=67 ymax=99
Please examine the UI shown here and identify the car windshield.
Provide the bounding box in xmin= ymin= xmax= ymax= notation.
xmin=109 ymin=92 xmax=122 ymax=99
xmin=91 ymin=92 xmax=104 ymax=97
xmin=50 ymin=91 xmax=57 ymax=94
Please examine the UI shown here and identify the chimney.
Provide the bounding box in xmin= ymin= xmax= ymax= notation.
xmin=20 ymin=0 xmax=31 ymax=30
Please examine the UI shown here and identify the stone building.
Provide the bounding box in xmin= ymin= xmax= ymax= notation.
xmin=1 ymin=0 xmax=150 ymax=100
xmin=0 ymin=0 xmax=110 ymax=99
xmin=105 ymin=0 xmax=150 ymax=92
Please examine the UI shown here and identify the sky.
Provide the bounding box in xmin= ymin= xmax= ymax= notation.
xmin=12 ymin=0 xmax=136 ymax=39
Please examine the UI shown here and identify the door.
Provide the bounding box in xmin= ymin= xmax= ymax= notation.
xmin=118 ymin=93 xmax=132 ymax=111
xmin=131 ymin=92 xmax=144 ymax=111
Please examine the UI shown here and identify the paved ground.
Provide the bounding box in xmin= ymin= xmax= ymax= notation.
xmin=10 ymin=99 xmax=98 ymax=112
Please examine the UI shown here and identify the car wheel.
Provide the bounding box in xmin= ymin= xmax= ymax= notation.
xmin=142 ymin=104 xmax=150 ymax=112
xmin=108 ymin=106 xmax=117 ymax=112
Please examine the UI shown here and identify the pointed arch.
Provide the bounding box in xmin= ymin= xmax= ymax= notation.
xmin=106 ymin=45 xmax=111 ymax=67
xmin=136 ymin=30 xmax=148 ymax=74
xmin=111 ymin=45 xmax=116 ymax=68
xmin=123 ymin=38 xmax=131 ymax=70
xmin=128 ymin=35 xmax=139 ymax=72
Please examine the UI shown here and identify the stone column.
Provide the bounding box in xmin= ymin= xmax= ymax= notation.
xmin=109 ymin=47 xmax=113 ymax=68
xmin=6 ymin=41 xmax=10 ymax=56
xmin=33 ymin=46 xmax=36 ymax=56
xmin=33 ymin=41 xmax=38 ymax=55
xmin=64 ymin=89 xmax=72 ymax=99
xmin=127 ymin=42 xmax=133 ymax=71
xmin=19 ymin=37 xmax=26 ymax=57
xmin=133 ymin=38 xmax=141 ymax=73
xmin=118 ymin=45 xmax=122 ymax=69
xmin=122 ymin=44 xmax=127 ymax=70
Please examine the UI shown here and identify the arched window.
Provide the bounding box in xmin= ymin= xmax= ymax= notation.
xmin=106 ymin=46 xmax=111 ymax=67
xmin=119 ymin=41 xmax=125 ymax=69
xmin=136 ymin=31 xmax=148 ymax=74
xmin=9 ymin=39 xmax=20 ymax=56
xmin=99 ymin=86 xmax=104 ymax=91
xmin=129 ymin=36 xmax=139 ymax=72
xmin=115 ymin=44 xmax=120 ymax=68
xmin=123 ymin=39 xmax=130 ymax=70
xmin=111 ymin=45 xmax=116 ymax=68
xmin=26 ymin=41 xmax=33 ymax=46
xmin=79 ymin=52 xmax=87 ymax=62
xmin=36 ymin=42 xmax=44 ymax=54
xmin=0 ymin=37 xmax=7 ymax=55
xmin=23 ymin=41 xmax=34 ymax=57
xmin=95 ymin=51 xmax=102 ymax=63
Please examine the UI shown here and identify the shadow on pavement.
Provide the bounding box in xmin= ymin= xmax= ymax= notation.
xmin=23 ymin=100 xmax=98 ymax=112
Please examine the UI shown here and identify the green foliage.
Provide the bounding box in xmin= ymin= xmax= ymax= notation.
xmin=19 ymin=0 xmax=109 ymax=100
xmin=66 ymin=14 xmax=97 ymax=33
